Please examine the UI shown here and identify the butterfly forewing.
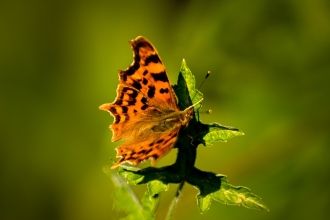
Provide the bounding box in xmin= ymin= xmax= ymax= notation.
xmin=120 ymin=36 xmax=178 ymax=110
xmin=99 ymin=84 xmax=152 ymax=141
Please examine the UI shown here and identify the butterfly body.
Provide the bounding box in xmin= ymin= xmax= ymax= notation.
xmin=100 ymin=36 xmax=195 ymax=169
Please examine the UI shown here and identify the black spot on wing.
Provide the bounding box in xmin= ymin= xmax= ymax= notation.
xmin=170 ymin=132 xmax=178 ymax=138
xmin=130 ymin=151 xmax=137 ymax=159
xmin=151 ymin=72 xmax=168 ymax=82
xmin=122 ymin=87 xmax=130 ymax=93
xmin=124 ymin=114 xmax=130 ymax=122
xmin=114 ymin=115 xmax=121 ymax=124
xmin=145 ymin=54 xmax=161 ymax=66
xmin=160 ymin=88 xmax=169 ymax=94
xmin=163 ymin=138 xmax=171 ymax=145
xmin=136 ymin=41 xmax=150 ymax=50
xmin=150 ymin=154 xmax=159 ymax=160
xmin=122 ymin=106 xmax=128 ymax=113
xmin=124 ymin=56 xmax=140 ymax=76
xmin=143 ymin=70 xmax=148 ymax=76
xmin=126 ymin=67 xmax=135 ymax=76
xmin=133 ymin=60 xmax=140 ymax=70
xmin=156 ymin=139 xmax=164 ymax=144
xmin=120 ymin=71 xmax=127 ymax=82
xmin=141 ymin=97 xmax=147 ymax=104
xmin=109 ymin=106 xmax=117 ymax=114
xmin=131 ymin=80 xmax=142 ymax=90
xmin=115 ymin=99 xmax=123 ymax=105
xmin=131 ymin=90 xmax=138 ymax=98
xmin=118 ymin=91 xmax=124 ymax=100
xmin=147 ymin=85 xmax=155 ymax=98
xmin=142 ymin=78 xmax=148 ymax=85
xmin=141 ymin=104 xmax=148 ymax=110
xmin=123 ymin=87 xmax=138 ymax=98
xmin=145 ymin=148 xmax=153 ymax=154
xmin=127 ymin=99 xmax=136 ymax=106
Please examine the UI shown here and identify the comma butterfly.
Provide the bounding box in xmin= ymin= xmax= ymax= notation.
xmin=100 ymin=36 xmax=200 ymax=169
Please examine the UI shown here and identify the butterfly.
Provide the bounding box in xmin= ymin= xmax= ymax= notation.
xmin=100 ymin=36 xmax=200 ymax=169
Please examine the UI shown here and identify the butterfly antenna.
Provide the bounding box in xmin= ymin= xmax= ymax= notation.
xmin=197 ymin=71 xmax=211 ymax=91
xmin=200 ymin=109 xmax=212 ymax=114
xmin=185 ymin=98 xmax=204 ymax=111
xmin=191 ymin=71 xmax=211 ymax=101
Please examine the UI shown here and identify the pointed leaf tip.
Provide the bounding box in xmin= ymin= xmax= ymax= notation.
xmin=199 ymin=123 xmax=244 ymax=146
xmin=197 ymin=194 xmax=212 ymax=213
xmin=211 ymin=183 xmax=269 ymax=211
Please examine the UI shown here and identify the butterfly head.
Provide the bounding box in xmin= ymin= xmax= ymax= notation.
xmin=179 ymin=108 xmax=194 ymax=127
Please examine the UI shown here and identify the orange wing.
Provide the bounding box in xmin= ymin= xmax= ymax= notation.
xmin=111 ymin=126 xmax=180 ymax=169
xmin=120 ymin=36 xmax=178 ymax=110
xmin=100 ymin=36 xmax=180 ymax=141
xmin=99 ymin=36 xmax=184 ymax=169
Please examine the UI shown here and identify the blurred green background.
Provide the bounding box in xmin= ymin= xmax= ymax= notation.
xmin=1 ymin=0 xmax=329 ymax=219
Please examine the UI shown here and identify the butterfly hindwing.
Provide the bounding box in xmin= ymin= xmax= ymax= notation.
xmin=112 ymin=126 xmax=180 ymax=169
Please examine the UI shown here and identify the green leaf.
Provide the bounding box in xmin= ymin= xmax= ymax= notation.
xmin=103 ymin=166 xmax=144 ymax=218
xmin=187 ymin=169 xmax=269 ymax=213
xmin=214 ymin=185 xmax=269 ymax=211
xmin=211 ymin=179 xmax=269 ymax=211
xmin=116 ymin=166 xmax=179 ymax=195
xmin=141 ymin=191 xmax=159 ymax=219
xmin=147 ymin=180 xmax=169 ymax=197
xmin=172 ymin=60 xmax=243 ymax=146
xmin=210 ymin=176 xmax=236 ymax=205
xmin=197 ymin=194 xmax=212 ymax=213
xmin=103 ymin=166 xmax=159 ymax=220
xmin=173 ymin=59 xmax=203 ymax=115
xmin=117 ymin=166 xmax=145 ymax=185
xmin=198 ymin=122 xmax=244 ymax=146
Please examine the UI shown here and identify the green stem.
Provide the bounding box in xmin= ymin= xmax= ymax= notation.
xmin=174 ymin=134 xmax=197 ymax=175
xmin=165 ymin=181 xmax=185 ymax=220
xmin=165 ymin=133 xmax=197 ymax=219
